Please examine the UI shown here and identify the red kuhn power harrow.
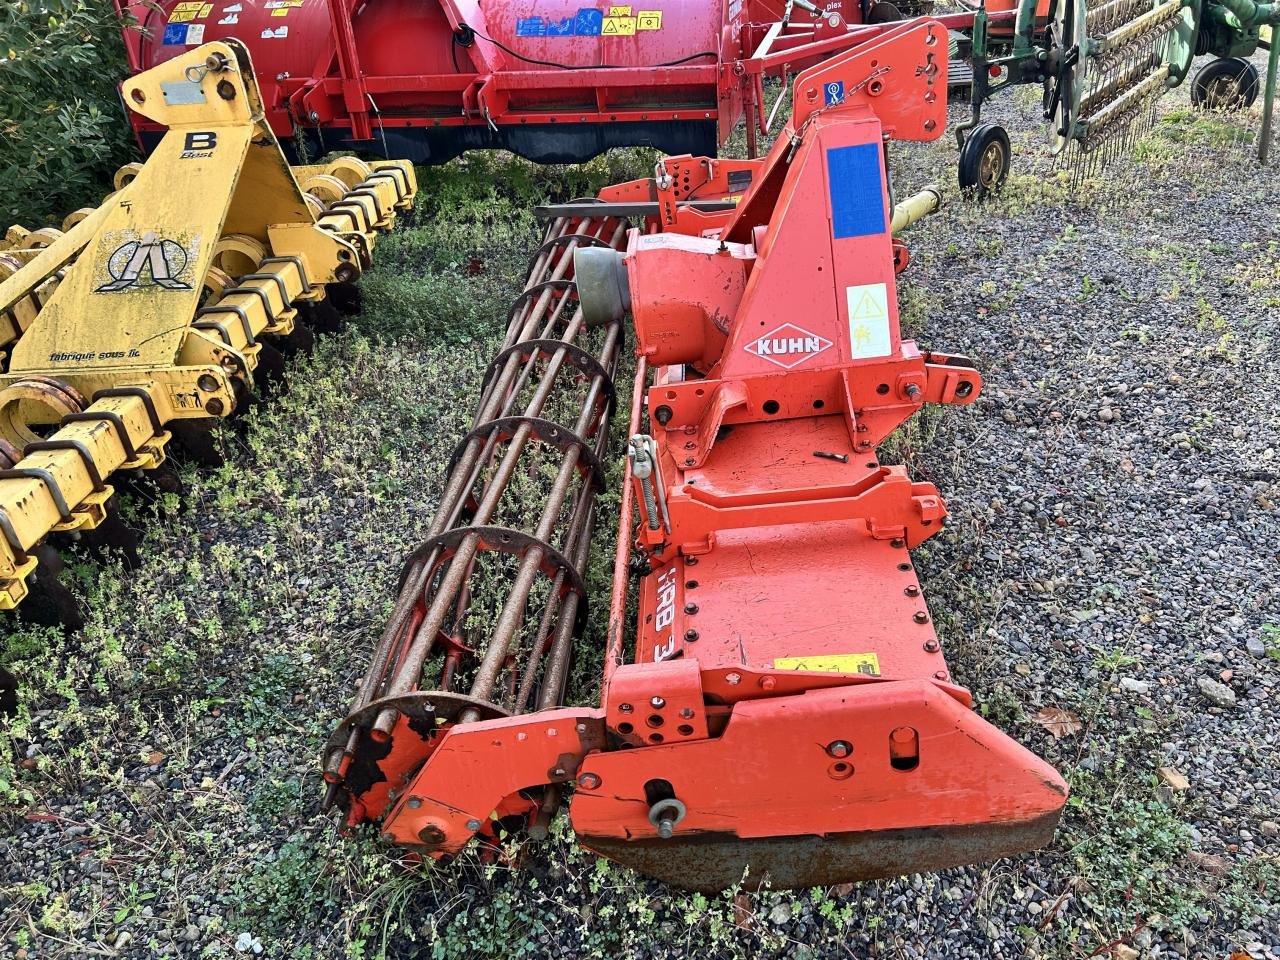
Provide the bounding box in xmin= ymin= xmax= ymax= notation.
xmin=324 ymin=18 xmax=1067 ymax=890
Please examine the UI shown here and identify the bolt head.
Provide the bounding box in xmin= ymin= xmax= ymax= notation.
xmin=913 ymin=611 xmax=929 ymax=624
xmin=466 ymin=818 xmax=482 ymax=832
xmin=759 ymin=676 xmax=776 ymax=691
xmin=619 ymin=702 xmax=633 ymax=713
xmin=826 ymin=740 xmax=853 ymax=759
xmin=406 ymin=796 xmax=423 ymax=809
xmin=650 ymin=696 xmax=666 ymax=709
xmin=578 ymin=772 xmax=602 ymax=789
xmin=725 ymin=672 xmax=741 ymax=685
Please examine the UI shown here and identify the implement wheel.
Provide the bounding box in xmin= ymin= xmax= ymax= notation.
xmin=1191 ymin=57 xmax=1260 ymax=111
xmin=958 ymin=123 xmax=1011 ymax=198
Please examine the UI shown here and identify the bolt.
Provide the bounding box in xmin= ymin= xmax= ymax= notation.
xmin=466 ymin=818 xmax=482 ymax=831
xmin=759 ymin=676 xmax=776 ymax=691
xmin=576 ymin=723 xmax=587 ymax=733
xmin=934 ymin=671 xmax=949 ymax=681
xmin=650 ymin=696 xmax=666 ymax=709
xmin=726 ymin=672 xmax=741 ymax=685
xmin=578 ymin=772 xmax=601 ymax=789
xmin=905 ymin=383 xmax=921 ymax=400
xmin=891 ymin=538 xmax=905 ymax=549
xmin=826 ymin=740 xmax=852 ymax=759
xmin=924 ymin=638 xmax=941 ymax=653
xmin=552 ymin=767 xmax=566 ymax=777
xmin=679 ymin=708 xmax=695 ymax=719
xmin=905 ymin=585 xmax=920 ymax=597
xmin=684 ymin=441 xmax=695 ymax=450
xmin=685 ymin=556 xmax=698 ymax=566
xmin=654 ymin=405 xmax=673 ymax=425
xmin=407 ymin=796 xmax=423 ymax=809
xmin=205 ymin=398 xmax=225 ymax=416
xmin=658 ymin=820 xmax=674 ymax=839
xmin=684 ymin=629 xmax=699 ymax=642
xmin=684 ymin=457 xmax=695 ymax=466
xmin=619 ymin=702 xmax=633 ymax=713
xmin=685 ymin=602 xmax=699 ymax=614
xmin=913 ymin=611 xmax=929 ymax=624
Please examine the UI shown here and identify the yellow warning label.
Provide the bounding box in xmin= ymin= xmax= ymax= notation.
xmin=195 ymin=3 xmax=213 ymax=18
xmin=608 ymin=5 xmax=633 ymax=13
xmin=637 ymin=10 xmax=663 ymax=29
xmin=271 ymin=7 xmax=289 ymax=14
xmin=168 ymin=9 xmax=197 ymax=22
xmin=773 ymin=653 xmax=881 ymax=676
xmin=603 ymin=16 xmax=637 ymax=35
xmin=172 ymin=1 xmax=203 ymax=9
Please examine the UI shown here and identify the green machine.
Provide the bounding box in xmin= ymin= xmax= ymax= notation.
xmin=951 ymin=0 xmax=1280 ymax=192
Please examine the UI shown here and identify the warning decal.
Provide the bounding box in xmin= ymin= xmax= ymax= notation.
xmin=846 ymin=282 xmax=891 ymax=360
xmin=516 ymin=6 xmax=661 ymax=36
xmin=773 ymin=653 xmax=881 ymax=676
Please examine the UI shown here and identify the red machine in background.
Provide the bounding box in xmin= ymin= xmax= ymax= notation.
xmin=322 ymin=17 xmax=1066 ymax=890
xmin=115 ymin=0 xmax=982 ymax=162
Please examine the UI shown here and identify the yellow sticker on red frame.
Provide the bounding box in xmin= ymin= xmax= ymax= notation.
xmin=772 ymin=653 xmax=881 ymax=676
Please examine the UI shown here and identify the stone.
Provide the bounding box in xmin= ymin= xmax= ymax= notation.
xmin=1260 ymin=821 xmax=1279 ymax=838
xmin=1120 ymin=677 xmax=1150 ymax=695
xmin=1157 ymin=766 xmax=1189 ymax=792
xmin=1196 ymin=677 xmax=1237 ymax=707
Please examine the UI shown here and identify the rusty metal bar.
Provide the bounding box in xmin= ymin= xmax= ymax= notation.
xmin=325 ymin=210 xmax=627 ymax=786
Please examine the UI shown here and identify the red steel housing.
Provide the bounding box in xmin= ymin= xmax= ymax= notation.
xmin=115 ymin=0 xmax=988 ymax=163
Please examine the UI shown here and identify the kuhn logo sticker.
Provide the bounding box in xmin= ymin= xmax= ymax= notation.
xmin=744 ymin=323 xmax=833 ymax=369
xmin=95 ymin=232 xmax=198 ymax=293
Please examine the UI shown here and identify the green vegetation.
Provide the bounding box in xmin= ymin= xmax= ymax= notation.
xmin=0 ymin=0 xmax=139 ymax=227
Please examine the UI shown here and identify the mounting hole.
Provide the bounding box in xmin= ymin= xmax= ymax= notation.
xmin=130 ymin=88 xmax=145 ymax=104
xmin=648 ymin=733 xmax=665 ymax=744
xmin=685 ymin=580 xmax=698 ymax=589
xmin=876 ymin=383 xmax=890 ymax=395
xmin=678 ymin=724 xmax=694 ymax=736
xmin=762 ymin=399 xmax=780 ymax=415
xmin=956 ymin=380 xmax=974 ymax=398
xmin=646 ymin=714 xmax=665 ymax=728
xmin=828 ymin=761 xmax=854 ymax=780
xmin=617 ymin=722 xmax=633 ymax=735
xmin=890 ymin=726 xmax=921 ymax=770
xmin=866 ymin=461 xmax=877 ymax=468
xmin=897 ymin=562 xmax=912 ymax=572
xmin=813 ymin=399 xmax=825 ymax=409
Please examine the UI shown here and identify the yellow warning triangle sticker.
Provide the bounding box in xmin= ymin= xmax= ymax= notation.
xmin=849 ymin=288 xmax=885 ymax=321
xmin=603 ymin=19 xmax=618 ymax=33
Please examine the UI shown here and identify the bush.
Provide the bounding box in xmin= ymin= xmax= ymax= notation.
xmin=0 ymin=1 xmax=139 ymax=228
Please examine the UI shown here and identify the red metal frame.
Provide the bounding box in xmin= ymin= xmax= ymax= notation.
xmin=116 ymin=0 xmax=994 ymax=160
xmin=335 ymin=17 xmax=1066 ymax=891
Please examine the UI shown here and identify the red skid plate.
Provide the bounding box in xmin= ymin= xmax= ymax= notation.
xmin=571 ymin=680 xmax=1067 ymax=892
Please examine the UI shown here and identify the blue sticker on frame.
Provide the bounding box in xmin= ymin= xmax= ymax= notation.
xmin=826 ymin=143 xmax=887 ymax=240
xmin=162 ymin=23 xmax=189 ymax=45
xmin=516 ymin=8 xmax=604 ymax=37
xmin=824 ymin=80 xmax=844 ymax=106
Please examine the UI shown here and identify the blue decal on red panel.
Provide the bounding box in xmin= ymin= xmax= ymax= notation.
xmin=517 ymin=9 xmax=604 ymax=37
xmin=574 ymin=8 xmax=604 ymax=34
xmin=162 ymin=23 xmax=188 ymax=45
xmin=826 ymin=143 xmax=886 ymax=240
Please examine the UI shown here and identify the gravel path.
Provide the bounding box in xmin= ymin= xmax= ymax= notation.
xmin=1 ymin=58 xmax=1277 ymax=960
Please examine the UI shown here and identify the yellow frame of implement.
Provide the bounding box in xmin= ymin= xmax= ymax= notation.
xmin=0 ymin=40 xmax=416 ymax=607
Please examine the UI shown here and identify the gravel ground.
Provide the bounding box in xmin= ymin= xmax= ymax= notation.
xmin=1 ymin=56 xmax=1278 ymax=960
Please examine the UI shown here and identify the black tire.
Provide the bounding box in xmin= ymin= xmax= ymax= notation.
xmin=958 ymin=123 xmax=1011 ymax=198
xmin=1191 ymin=57 xmax=1260 ymax=111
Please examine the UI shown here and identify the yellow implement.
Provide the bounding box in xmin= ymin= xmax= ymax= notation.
xmin=0 ymin=40 xmax=416 ymax=609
